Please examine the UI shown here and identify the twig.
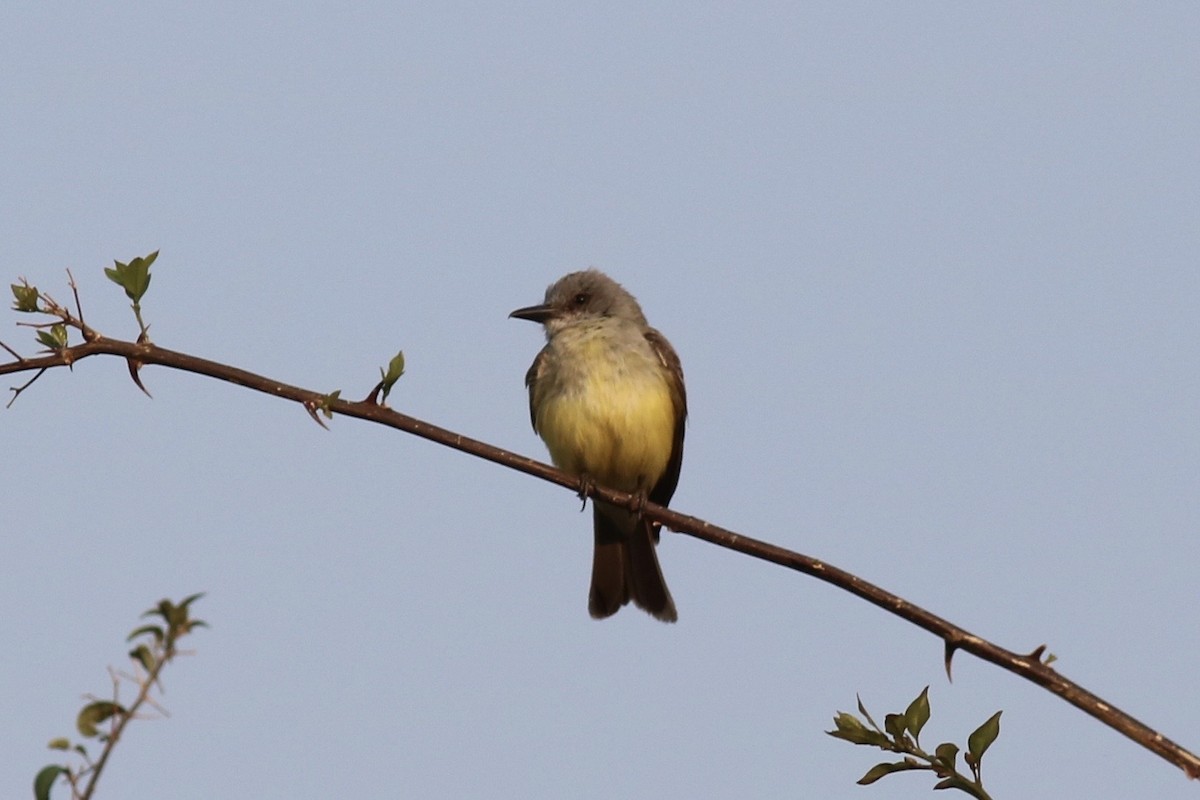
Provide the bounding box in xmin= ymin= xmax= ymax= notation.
xmin=66 ymin=269 xmax=96 ymax=342
xmin=0 ymin=340 xmax=23 ymax=361
xmin=7 ymin=366 xmax=47 ymax=408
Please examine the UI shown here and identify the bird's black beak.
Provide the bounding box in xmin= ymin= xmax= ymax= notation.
xmin=509 ymin=303 xmax=556 ymax=323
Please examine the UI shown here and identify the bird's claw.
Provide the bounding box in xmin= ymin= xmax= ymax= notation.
xmin=577 ymin=475 xmax=594 ymax=511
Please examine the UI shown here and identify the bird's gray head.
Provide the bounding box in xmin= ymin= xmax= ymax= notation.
xmin=510 ymin=269 xmax=648 ymax=336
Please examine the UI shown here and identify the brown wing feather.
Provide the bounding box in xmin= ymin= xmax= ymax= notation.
xmin=643 ymin=327 xmax=686 ymax=510
xmin=523 ymin=347 xmax=549 ymax=433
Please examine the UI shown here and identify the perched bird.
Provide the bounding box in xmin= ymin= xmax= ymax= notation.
xmin=511 ymin=270 xmax=685 ymax=622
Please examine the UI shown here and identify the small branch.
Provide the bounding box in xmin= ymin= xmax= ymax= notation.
xmin=131 ymin=303 xmax=150 ymax=341
xmin=4 ymin=336 xmax=1198 ymax=780
xmin=58 ymin=597 xmax=203 ymax=800
xmin=70 ymin=667 xmax=140 ymax=800
xmin=7 ymin=366 xmax=47 ymax=408
xmin=37 ymin=290 xmax=85 ymax=330
xmin=66 ymin=269 xmax=98 ymax=342
xmin=0 ymin=339 xmax=23 ymax=361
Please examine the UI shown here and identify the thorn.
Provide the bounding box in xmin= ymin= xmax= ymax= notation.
xmin=304 ymin=401 xmax=330 ymax=430
xmin=126 ymin=359 xmax=152 ymax=398
xmin=363 ymin=381 xmax=384 ymax=406
xmin=944 ymin=641 xmax=957 ymax=682
xmin=1027 ymin=644 xmax=1046 ymax=661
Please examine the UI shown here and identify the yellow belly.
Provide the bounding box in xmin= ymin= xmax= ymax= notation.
xmin=536 ymin=338 xmax=676 ymax=492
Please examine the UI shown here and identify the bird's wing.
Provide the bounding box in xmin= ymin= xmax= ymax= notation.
xmin=644 ymin=327 xmax=687 ymax=509
xmin=523 ymin=346 xmax=550 ymax=433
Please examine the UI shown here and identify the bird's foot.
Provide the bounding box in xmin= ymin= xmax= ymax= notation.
xmin=576 ymin=474 xmax=594 ymax=511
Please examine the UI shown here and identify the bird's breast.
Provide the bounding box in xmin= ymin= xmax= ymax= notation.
xmin=535 ymin=329 xmax=676 ymax=492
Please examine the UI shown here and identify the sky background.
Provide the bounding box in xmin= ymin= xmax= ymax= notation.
xmin=3 ymin=3 xmax=1198 ymax=799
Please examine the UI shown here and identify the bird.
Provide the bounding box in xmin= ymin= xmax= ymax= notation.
xmin=510 ymin=269 xmax=685 ymax=622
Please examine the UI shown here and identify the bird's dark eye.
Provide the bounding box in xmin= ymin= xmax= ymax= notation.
xmin=572 ymin=292 xmax=589 ymax=306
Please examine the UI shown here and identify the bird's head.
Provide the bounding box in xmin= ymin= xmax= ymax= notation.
xmin=510 ymin=269 xmax=647 ymax=336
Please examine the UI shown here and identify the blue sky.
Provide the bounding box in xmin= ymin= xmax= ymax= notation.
xmin=3 ymin=4 xmax=1198 ymax=798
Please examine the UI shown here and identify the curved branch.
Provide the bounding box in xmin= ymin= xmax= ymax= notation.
xmin=3 ymin=336 xmax=1198 ymax=780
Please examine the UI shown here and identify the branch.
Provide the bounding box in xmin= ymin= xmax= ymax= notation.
xmin=4 ymin=336 xmax=1198 ymax=781
xmin=34 ymin=595 xmax=205 ymax=800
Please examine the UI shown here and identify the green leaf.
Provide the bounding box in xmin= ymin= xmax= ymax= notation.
xmin=933 ymin=775 xmax=974 ymax=792
xmin=129 ymin=643 xmax=156 ymax=672
xmin=142 ymin=598 xmax=174 ymax=622
xmin=36 ymin=324 xmax=69 ymax=350
xmin=884 ymin=713 xmax=907 ymax=741
xmin=179 ymin=592 xmax=206 ymax=611
xmin=382 ymin=352 xmax=405 ymax=382
xmin=379 ymin=350 xmax=405 ymax=403
xmin=46 ymin=738 xmax=71 ymax=751
xmin=856 ymin=694 xmax=880 ymax=730
xmin=11 ymin=283 xmax=39 ymax=312
xmin=834 ymin=711 xmax=863 ymax=732
xmin=104 ymin=250 xmax=158 ymax=304
xmin=166 ymin=599 xmax=190 ymax=628
xmin=857 ymin=761 xmax=922 ymax=785
xmin=76 ymin=700 xmax=125 ymax=738
xmin=826 ymin=712 xmax=887 ymax=746
xmin=33 ymin=765 xmax=67 ymax=800
xmin=967 ymin=710 xmax=1002 ymax=763
xmin=319 ymin=389 xmax=341 ymax=419
xmin=904 ymin=686 xmax=931 ymax=742
xmin=127 ymin=623 xmax=164 ymax=644
xmin=826 ymin=728 xmax=888 ymax=747
xmin=934 ymin=741 xmax=959 ymax=770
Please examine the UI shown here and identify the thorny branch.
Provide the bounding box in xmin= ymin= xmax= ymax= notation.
xmin=5 ymin=286 xmax=1198 ymax=783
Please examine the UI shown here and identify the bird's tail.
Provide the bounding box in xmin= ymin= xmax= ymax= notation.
xmin=589 ymin=502 xmax=677 ymax=623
